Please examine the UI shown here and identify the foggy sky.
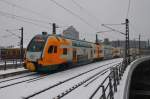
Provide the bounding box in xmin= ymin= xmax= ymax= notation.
xmin=0 ymin=0 xmax=150 ymax=47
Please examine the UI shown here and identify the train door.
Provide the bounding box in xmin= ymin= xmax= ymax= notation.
xmin=97 ymin=46 xmax=100 ymax=58
xmin=73 ymin=49 xmax=77 ymax=64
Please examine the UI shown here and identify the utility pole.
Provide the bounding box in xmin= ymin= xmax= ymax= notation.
xmin=52 ymin=23 xmax=56 ymax=35
xmin=95 ymin=34 xmax=98 ymax=44
xmin=148 ymin=39 xmax=150 ymax=48
xmin=19 ymin=27 xmax=23 ymax=62
xmin=133 ymin=39 xmax=136 ymax=59
xmin=139 ymin=34 xmax=141 ymax=57
xmin=134 ymin=39 xmax=136 ymax=48
xmin=100 ymin=19 xmax=130 ymax=65
xmin=117 ymin=40 xmax=120 ymax=47
xmin=125 ymin=18 xmax=130 ymax=65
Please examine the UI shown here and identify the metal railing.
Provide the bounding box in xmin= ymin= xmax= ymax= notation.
xmin=89 ymin=61 xmax=126 ymax=99
xmin=0 ymin=59 xmax=23 ymax=70
xmin=89 ymin=55 xmax=149 ymax=99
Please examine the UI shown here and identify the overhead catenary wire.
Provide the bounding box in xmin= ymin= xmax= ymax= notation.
xmin=0 ymin=10 xmax=51 ymax=29
xmin=71 ymin=0 xmax=101 ymax=24
xmin=0 ymin=27 xmax=20 ymax=38
xmin=0 ymin=11 xmax=69 ymax=35
xmin=102 ymin=24 xmax=125 ymax=26
xmin=49 ymin=0 xmax=98 ymax=30
xmin=0 ymin=0 xmax=99 ymax=31
xmin=129 ymin=23 xmax=140 ymax=34
xmin=0 ymin=10 xmax=50 ymax=24
xmin=5 ymin=29 xmax=20 ymax=38
xmin=3 ymin=28 xmax=20 ymax=31
xmin=126 ymin=0 xmax=131 ymax=18
xmin=71 ymin=0 xmax=83 ymax=10
xmin=0 ymin=0 xmax=54 ymax=22
xmin=0 ymin=0 xmax=77 ymax=29
xmin=97 ymin=30 xmax=114 ymax=33
xmin=0 ymin=27 xmax=31 ymax=47
xmin=130 ymin=22 xmax=150 ymax=40
xmin=101 ymin=24 xmax=126 ymax=35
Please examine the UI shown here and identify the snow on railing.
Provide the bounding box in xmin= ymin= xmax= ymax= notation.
xmin=89 ymin=61 xmax=126 ymax=99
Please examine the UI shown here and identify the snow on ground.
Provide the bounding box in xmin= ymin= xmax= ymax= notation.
xmin=0 ymin=58 xmax=123 ymax=99
xmin=0 ymin=72 xmax=35 ymax=82
xmin=59 ymin=71 xmax=110 ymax=99
xmin=0 ymin=67 xmax=26 ymax=75
xmin=30 ymin=65 xmax=112 ymax=99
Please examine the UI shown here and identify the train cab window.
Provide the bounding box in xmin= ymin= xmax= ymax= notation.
xmin=27 ymin=36 xmax=47 ymax=52
xmin=48 ymin=46 xmax=57 ymax=54
xmin=63 ymin=48 xmax=67 ymax=55
xmin=27 ymin=39 xmax=45 ymax=52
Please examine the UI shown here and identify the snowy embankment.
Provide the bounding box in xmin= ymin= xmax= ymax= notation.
xmin=0 ymin=58 xmax=123 ymax=99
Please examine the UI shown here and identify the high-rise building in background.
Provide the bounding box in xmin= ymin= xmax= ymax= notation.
xmin=63 ymin=26 xmax=79 ymax=40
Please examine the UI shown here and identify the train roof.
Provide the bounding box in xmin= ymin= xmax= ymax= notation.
xmin=35 ymin=34 xmax=99 ymax=45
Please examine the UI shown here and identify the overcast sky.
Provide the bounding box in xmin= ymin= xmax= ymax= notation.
xmin=0 ymin=0 xmax=150 ymax=47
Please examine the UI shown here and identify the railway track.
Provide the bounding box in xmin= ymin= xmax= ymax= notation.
xmin=0 ymin=73 xmax=49 ymax=89
xmin=52 ymin=67 xmax=112 ymax=99
xmin=23 ymin=61 xmax=121 ymax=99
xmin=0 ymin=61 xmax=117 ymax=90
xmin=0 ymin=73 xmax=37 ymax=83
xmin=53 ymin=63 xmax=121 ymax=99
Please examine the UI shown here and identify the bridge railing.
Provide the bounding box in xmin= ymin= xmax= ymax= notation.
xmin=90 ymin=61 xmax=126 ymax=99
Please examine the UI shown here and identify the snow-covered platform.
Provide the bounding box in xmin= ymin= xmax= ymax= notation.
xmin=0 ymin=68 xmax=29 ymax=79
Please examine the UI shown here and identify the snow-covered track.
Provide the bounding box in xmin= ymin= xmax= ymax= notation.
xmin=52 ymin=66 xmax=114 ymax=99
xmin=0 ymin=69 xmax=29 ymax=79
xmin=0 ymin=73 xmax=48 ymax=89
xmin=0 ymin=73 xmax=37 ymax=83
xmin=24 ymin=61 xmax=120 ymax=99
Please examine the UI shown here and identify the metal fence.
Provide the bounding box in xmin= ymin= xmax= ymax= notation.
xmin=0 ymin=59 xmax=23 ymax=70
xmin=89 ymin=61 xmax=126 ymax=99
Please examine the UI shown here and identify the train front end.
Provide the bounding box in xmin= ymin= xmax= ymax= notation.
xmin=24 ymin=34 xmax=48 ymax=72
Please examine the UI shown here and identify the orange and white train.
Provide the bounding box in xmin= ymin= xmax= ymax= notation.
xmin=24 ymin=33 xmax=104 ymax=72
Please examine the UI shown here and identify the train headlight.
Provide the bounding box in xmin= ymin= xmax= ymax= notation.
xmin=26 ymin=62 xmax=36 ymax=72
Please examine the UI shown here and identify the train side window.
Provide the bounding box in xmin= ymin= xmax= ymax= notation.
xmin=99 ymin=50 xmax=102 ymax=53
xmin=48 ymin=46 xmax=57 ymax=54
xmin=54 ymin=46 xmax=57 ymax=53
xmin=83 ymin=49 xmax=86 ymax=54
xmin=48 ymin=46 xmax=54 ymax=53
xmin=63 ymin=48 xmax=67 ymax=55
xmin=91 ymin=50 xmax=93 ymax=57
xmin=94 ymin=50 xmax=96 ymax=54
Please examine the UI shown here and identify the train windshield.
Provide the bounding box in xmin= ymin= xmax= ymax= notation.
xmin=27 ymin=36 xmax=47 ymax=52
